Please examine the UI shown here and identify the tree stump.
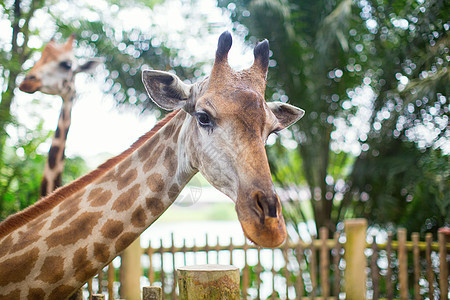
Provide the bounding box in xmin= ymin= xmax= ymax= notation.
xmin=177 ymin=264 xmax=240 ymax=300
xmin=143 ymin=286 xmax=162 ymax=300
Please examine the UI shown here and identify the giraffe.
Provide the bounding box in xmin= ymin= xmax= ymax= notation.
xmin=0 ymin=31 xmax=305 ymax=299
xmin=19 ymin=34 xmax=101 ymax=197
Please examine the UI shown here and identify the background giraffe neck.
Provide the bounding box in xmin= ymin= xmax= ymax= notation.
xmin=41 ymin=91 xmax=76 ymax=197
xmin=0 ymin=110 xmax=196 ymax=299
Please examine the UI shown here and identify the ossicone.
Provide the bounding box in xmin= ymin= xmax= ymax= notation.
xmin=215 ymin=31 xmax=233 ymax=62
xmin=252 ymin=39 xmax=270 ymax=74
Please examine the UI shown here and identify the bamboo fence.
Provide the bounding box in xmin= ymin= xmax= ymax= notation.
xmin=85 ymin=219 xmax=449 ymax=300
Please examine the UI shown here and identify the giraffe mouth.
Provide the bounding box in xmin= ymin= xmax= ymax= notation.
xmin=238 ymin=215 xmax=287 ymax=248
xmin=235 ymin=195 xmax=287 ymax=248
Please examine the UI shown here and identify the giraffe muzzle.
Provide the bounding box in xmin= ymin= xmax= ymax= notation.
xmin=19 ymin=76 xmax=42 ymax=93
xmin=236 ymin=191 xmax=287 ymax=248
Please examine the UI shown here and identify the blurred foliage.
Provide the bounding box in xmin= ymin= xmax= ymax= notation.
xmin=218 ymin=0 xmax=449 ymax=237
xmin=0 ymin=0 xmax=201 ymax=218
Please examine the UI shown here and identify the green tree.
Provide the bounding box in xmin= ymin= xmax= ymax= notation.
xmin=218 ymin=0 xmax=449 ymax=236
xmin=0 ymin=0 xmax=199 ymax=218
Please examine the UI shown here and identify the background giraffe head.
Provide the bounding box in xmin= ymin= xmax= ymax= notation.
xmin=143 ymin=31 xmax=305 ymax=247
xmin=19 ymin=34 xmax=101 ymax=96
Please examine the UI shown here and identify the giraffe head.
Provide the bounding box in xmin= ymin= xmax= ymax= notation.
xmin=19 ymin=34 xmax=101 ymax=96
xmin=143 ymin=31 xmax=304 ymax=247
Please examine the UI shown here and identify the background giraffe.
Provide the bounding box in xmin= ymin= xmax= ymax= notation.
xmin=19 ymin=34 xmax=101 ymax=197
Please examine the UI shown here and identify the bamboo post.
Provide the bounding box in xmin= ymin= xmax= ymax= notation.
xmin=333 ymin=231 xmax=341 ymax=297
xmin=295 ymin=241 xmax=305 ymax=298
xmin=343 ymin=219 xmax=367 ymax=300
xmin=120 ymin=237 xmax=142 ymax=300
xmin=177 ymin=264 xmax=240 ymax=300
xmin=282 ymin=240 xmax=290 ymax=298
xmin=398 ymin=228 xmax=408 ymax=300
xmin=171 ymin=233 xmax=177 ymax=300
xmin=270 ymin=249 xmax=276 ymax=300
xmin=242 ymin=239 xmax=249 ymax=298
xmin=97 ymin=269 xmax=103 ymax=293
xmin=371 ymin=235 xmax=379 ymax=300
xmin=425 ymin=233 xmax=434 ymax=298
xmin=320 ymin=227 xmax=330 ymax=298
xmin=310 ymin=234 xmax=317 ymax=298
xmin=438 ymin=229 xmax=448 ymax=300
xmin=147 ymin=240 xmax=155 ymax=285
xmin=159 ymin=238 xmax=165 ymax=297
xmin=88 ymin=278 xmax=93 ymax=300
xmin=256 ymin=247 xmax=262 ymax=300
xmin=107 ymin=262 xmax=114 ymax=298
xmin=386 ymin=231 xmax=394 ymax=300
xmin=143 ymin=286 xmax=162 ymax=300
xmin=228 ymin=237 xmax=234 ymax=265
xmin=412 ymin=232 xmax=420 ymax=300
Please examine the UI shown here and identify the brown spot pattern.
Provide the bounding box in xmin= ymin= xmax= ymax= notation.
xmin=147 ymin=173 xmax=164 ymax=192
xmin=99 ymin=168 xmax=116 ymax=183
xmin=45 ymin=212 xmax=101 ymax=248
xmin=101 ymin=220 xmax=124 ymax=239
xmin=10 ymin=222 xmax=45 ymax=253
xmin=72 ymin=247 xmax=97 ymax=282
xmin=117 ymin=157 xmax=132 ymax=174
xmin=163 ymin=147 xmax=177 ymax=177
xmin=131 ymin=205 xmax=147 ymax=228
xmin=27 ymin=288 xmax=45 ymax=300
xmin=115 ymin=232 xmax=138 ymax=253
xmin=162 ymin=122 xmax=176 ymax=138
xmin=1 ymin=289 xmax=20 ymax=299
xmin=112 ymin=184 xmax=140 ymax=212
xmin=167 ymin=183 xmax=181 ymax=199
xmin=0 ymin=247 xmax=39 ymax=286
xmin=36 ymin=256 xmax=65 ymax=283
xmin=0 ymin=236 xmax=13 ymax=257
xmin=117 ymin=169 xmax=138 ymax=190
xmin=146 ymin=197 xmax=165 ymax=217
xmin=94 ymin=242 xmax=110 ymax=263
xmin=138 ymin=135 xmax=160 ymax=162
xmin=48 ymin=285 xmax=75 ymax=300
xmin=89 ymin=189 xmax=113 ymax=207
xmin=142 ymin=144 xmax=164 ymax=173
xmin=49 ymin=199 xmax=80 ymax=230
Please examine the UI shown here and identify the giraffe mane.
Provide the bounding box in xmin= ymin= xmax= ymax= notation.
xmin=0 ymin=110 xmax=180 ymax=238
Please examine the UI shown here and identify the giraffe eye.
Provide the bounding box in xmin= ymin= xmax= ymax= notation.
xmin=59 ymin=61 xmax=72 ymax=70
xmin=195 ymin=111 xmax=213 ymax=128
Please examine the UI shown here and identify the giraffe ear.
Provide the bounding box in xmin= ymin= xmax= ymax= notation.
xmin=268 ymin=102 xmax=305 ymax=129
xmin=142 ymin=70 xmax=192 ymax=110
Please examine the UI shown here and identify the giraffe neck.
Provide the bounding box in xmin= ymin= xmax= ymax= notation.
xmin=41 ymin=91 xmax=76 ymax=197
xmin=0 ymin=110 xmax=195 ymax=299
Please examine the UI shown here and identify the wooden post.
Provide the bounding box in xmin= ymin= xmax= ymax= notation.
xmin=343 ymin=219 xmax=367 ymax=300
xmin=177 ymin=264 xmax=240 ymax=300
xmin=143 ymin=286 xmax=162 ymax=300
xmin=438 ymin=229 xmax=448 ymax=300
xmin=398 ymin=228 xmax=408 ymax=300
xmin=425 ymin=233 xmax=434 ymax=298
xmin=320 ymin=227 xmax=330 ymax=298
xmin=120 ymin=237 xmax=142 ymax=300
xmin=107 ymin=262 xmax=115 ymax=298
xmin=412 ymin=232 xmax=420 ymax=300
